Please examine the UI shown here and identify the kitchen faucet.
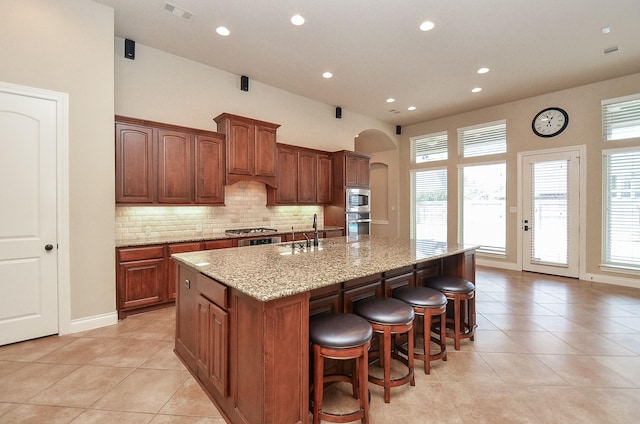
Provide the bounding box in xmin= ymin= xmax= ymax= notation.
xmin=312 ymin=213 xmax=319 ymax=247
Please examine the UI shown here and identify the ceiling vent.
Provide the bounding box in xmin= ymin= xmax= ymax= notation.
xmin=163 ymin=2 xmax=195 ymax=20
xmin=388 ymin=109 xmax=401 ymax=114
xmin=603 ymin=46 xmax=620 ymax=55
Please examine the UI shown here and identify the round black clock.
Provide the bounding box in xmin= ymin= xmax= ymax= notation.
xmin=532 ymin=107 xmax=569 ymax=138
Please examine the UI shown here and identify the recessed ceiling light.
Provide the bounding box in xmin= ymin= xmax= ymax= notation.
xmin=601 ymin=26 xmax=611 ymax=34
xmin=419 ymin=21 xmax=435 ymax=31
xmin=472 ymin=87 xmax=482 ymax=93
xmin=408 ymin=106 xmax=416 ymax=111
xmin=216 ymin=26 xmax=230 ymax=36
xmin=291 ymin=14 xmax=305 ymax=26
xmin=322 ymin=72 xmax=333 ymax=79
xmin=477 ymin=67 xmax=490 ymax=74
xmin=386 ymin=98 xmax=395 ymax=103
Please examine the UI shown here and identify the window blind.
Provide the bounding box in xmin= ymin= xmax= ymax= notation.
xmin=410 ymin=131 xmax=447 ymax=163
xmin=412 ymin=169 xmax=447 ymax=241
xmin=458 ymin=120 xmax=506 ymax=158
xmin=603 ymin=148 xmax=640 ymax=268
xmin=602 ymin=94 xmax=640 ymax=141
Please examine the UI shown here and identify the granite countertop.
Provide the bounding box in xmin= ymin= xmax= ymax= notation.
xmin=172 ymin=236 xmax=478 ymax=302
xmin=115 ymin=226 xmax=343 ymax=248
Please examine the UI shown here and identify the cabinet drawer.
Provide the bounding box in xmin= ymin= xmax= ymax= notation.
xmin=198 ymin=274 xmax=228 ymax=309
xmin=203 ymin=239 xmax=233 ymax=250
xmin=168 ymin=242 xmax=203 ymax=255
xmin=118 ymin=245 xmax=164 ymax=262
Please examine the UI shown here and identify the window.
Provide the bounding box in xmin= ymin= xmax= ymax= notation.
xmin=458 ymin=120 xmax=506 ymax=158
xmin=602 ymin=147 xmax=640 ymax=269
xmin=411 ymin=131 xmax=447 ymax=163
xmin=602 ymin=94 xmax=640 ymax=141
xmin=411 ymin=169 xmax=447 ymax=241
xmin=459 ymin=162 xmax=506 ymax=254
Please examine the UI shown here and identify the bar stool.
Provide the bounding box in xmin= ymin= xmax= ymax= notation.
xmin=422 ymin=276 xmax=476 ymax=350
xmin=353 ymin=297 xmax=415 ymax=403
xmin=309 ymin=313 xmax=373 ymax=424
xmin=392 ymin=286 xmax=447 ymax=374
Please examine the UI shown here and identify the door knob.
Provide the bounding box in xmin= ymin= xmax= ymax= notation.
xmin=45 ymin=244 xmax=54 ymax=251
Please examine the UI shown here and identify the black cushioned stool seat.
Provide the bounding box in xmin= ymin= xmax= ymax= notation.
xmin=353 ymin=297 xmax=415 ymax=403
xmin=422 ymin=276 xmax=476 ymax=350
xmin=393 ymin=286 xmax=447 ymax=374
xmin=309 ymin=313 xmax=373 ymax=424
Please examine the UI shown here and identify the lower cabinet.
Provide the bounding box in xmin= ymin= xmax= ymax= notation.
xmin=197 ymin=294 xmax=228 ymax=397
xmin=176 ymin=264 xmax=198 ymax=371
xmin=116 ymin=245 xmax=166 ymax=319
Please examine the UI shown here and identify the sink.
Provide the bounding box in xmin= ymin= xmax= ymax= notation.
xmin=277 ymin=240 xmax=326 ymax=255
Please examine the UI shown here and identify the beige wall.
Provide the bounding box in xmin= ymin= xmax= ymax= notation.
xmin=0 ymin=0 xmax=116 ymax=320
xmin=399 ymin=73 xmax=640 ymax=283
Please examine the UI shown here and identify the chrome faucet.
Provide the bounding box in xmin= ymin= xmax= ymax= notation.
xmin=312 ymin=213 xmax=319 ymax=247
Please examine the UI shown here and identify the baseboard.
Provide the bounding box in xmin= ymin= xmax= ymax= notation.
xmin=583 ymin=272 xmax=640 ymax=290
xmin=67 ymin=311 xmax=118 ymax=334
xmin=477 ymin=258 xmax=520 ymax=271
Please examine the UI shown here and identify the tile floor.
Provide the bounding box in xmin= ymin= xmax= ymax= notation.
xmin=1 ymin=267 xmax=639 ymax=423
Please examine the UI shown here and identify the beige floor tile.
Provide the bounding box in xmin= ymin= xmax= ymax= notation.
xmin=0 ymin=404 xmax=83 ymax=424
xmin=577 ymin=387 xmax=640 ymax=423
xmin=590 ymin=356 xmax=640 ymax=387
xmin=470 ymin=329 xmax=528 ymax=353
xmin=88 ymin=339 xmax=167 ymax=368
xmin=0 ymin=336 xmax=75 ymax=362
xmin=0 ymin=403 xmax=19 ymax=417
xmin=159 ymin=377 xmax=223 ymax=417
xmin=431 ymin=351 xmax=502 ymax=384
xmin=482 ymin=314 xmax=546 ymax=331
xmin=0 ymin=363 xmax=78 ymax=403
xmin=536 ymin=354 xmax=636 ymax=387
xmin=601 ymin=332 xmax=640 ymax=355
xmin=28 ymin=365 xmax=134 ymax=407
xmin=553 ymin=331 xmax=636 ymax=356
xmin=504 ymin=330 xmax=578 ymax=354
xmin=149 ymin=415 xmax=227 ymax=424
xmin=0 ymin=360 xmax=26 ymax=378
xmin=478 ymin=352 xmax=567 ymax=386
xmin=92 ymin=368 xmax=189 ymax=413
xmin=141 ymin=341 xmax=186 ymax=370
xmin=70 ymin=409 xmax=155 ymax=424
xmin=36 ymin=337 xmax=115 ymax=365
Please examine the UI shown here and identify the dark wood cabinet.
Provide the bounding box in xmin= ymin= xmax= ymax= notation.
xmin=115 ymin=116 xmax=225 ymax=206
xmin=203 ymin=239 xmax=234 ymax=250
xmin=115 ymin=123 xmax=154 ymax=203
xmin=167 ymin=242 xmax=204 ymax=301
xmin=214 ymin=113 xmax=280 ymax=187
xmin=197 ymin=291 xmax=228 ymax=397
xmin=176 ymin=264 xmax=198 ymax=372
xmin=267 ymin=144 xmax=333 ymax=206
xmin=116 ymin=246 xmax=165 ymax=319
xmin=333 ymin=150 xmax=371 ymax=190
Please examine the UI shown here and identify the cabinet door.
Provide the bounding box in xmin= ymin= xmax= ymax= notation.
xmin=227 ymin=119 xmax=253 ymax=176
xmin=203 ymin=239 xmax=233 ymax=250
xmin=297 ymin=150 xmax=316 ymax=204
xmin=274 ymin=145 xmax=297 ymax=204
xmin=176 ymin=265 xmax=198 ymax=372
xmin=158 ymin=129 xmax=193 ymax=203
xmin=195 ymin=134 xmax=225 ymax=204
xmin=115 ymin=123 xmax=154 ymax=203
xmin=254 ymin=124 xmax=277 ymax=177
xmin=356 ymin=156 xmax=370 ymax=187
xmin=167 ymin=242 xmax=203 ymax=301
xmin=117 ymin=258 xmax=165 ymax=310
xmin=345 ymin=154 xmax=359 ymax=187
xmin=197 ymin=296 xmax=228 ymax=397
xmin=316 ymin=153 xmax=332 ymax=204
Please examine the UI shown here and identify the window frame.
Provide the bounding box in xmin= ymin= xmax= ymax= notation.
xmin=602 ymin=93 xmax=640 ymax=142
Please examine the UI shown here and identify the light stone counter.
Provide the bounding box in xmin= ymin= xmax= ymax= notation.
xmin=172 ymin=235 xmax=477 ymax=302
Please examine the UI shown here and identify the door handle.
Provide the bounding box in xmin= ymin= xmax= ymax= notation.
xmin=45 ymin=244 xmax=54 ymax=251
xmin=523 ymin=225 xmax=529 ymax=231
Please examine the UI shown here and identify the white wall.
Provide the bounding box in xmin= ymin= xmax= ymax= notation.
xmin=0 ymin=0 xmax=116 ymax=320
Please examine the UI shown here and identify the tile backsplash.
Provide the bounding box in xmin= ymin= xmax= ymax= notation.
xmin=115 ymin=181 xmax=324 ymax=244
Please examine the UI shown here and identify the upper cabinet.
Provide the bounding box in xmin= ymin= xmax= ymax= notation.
xmin=214 ymin=113 xmax=280 ymax=188
xmin=333 ymin=150 xmax=372 ymax=189
xmin=266 ymin=143 xmax=333 ymax=206
xmin=115 ymin=116 xmax=225 ymax=205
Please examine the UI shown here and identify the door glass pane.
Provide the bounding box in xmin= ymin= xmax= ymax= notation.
xmin=413 ymin=169 xmax=447 ymax=241
xmin=531 ymin=160 xmax=568 ymax=264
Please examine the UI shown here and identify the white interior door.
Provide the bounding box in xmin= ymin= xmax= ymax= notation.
xmin=0 ymin=87 xmax=59 ymax=345
xmin=522 ymin=150 xmax=580 ymax=278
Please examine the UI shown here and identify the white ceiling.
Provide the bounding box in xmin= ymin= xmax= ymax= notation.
xmin=93 ymin=0 xmax=640 ymax=126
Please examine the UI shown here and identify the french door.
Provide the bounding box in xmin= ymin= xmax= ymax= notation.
xmin=521 ymin=149 xmax=581 ymax=278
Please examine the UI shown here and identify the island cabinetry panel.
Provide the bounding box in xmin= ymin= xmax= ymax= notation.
xmin=415 ymin=260 xmax=441 ymax=286
xmin=196 ymin=274 xmax=228 ymax=398
xmin=175 ymin=264 xmax=198 ymax=372
xmin=167 ymin=242 xmax=203 ymax=301
xmin=230 ymin=289 xmax=310 ymax=424
xmin=309 ymin=285 xmax=341 ymax=316
xmin=214 ymin=113 xmax=280 ymax=188
xmin=116 ymin=245 xmax=165 ymax=319
xmin=115 ymin=116 xmax=226 ymax=205
xmin=343 ymin=274 xmax=383 ymax=313
xmin=382 ymin=266 xmax=415 ymax=297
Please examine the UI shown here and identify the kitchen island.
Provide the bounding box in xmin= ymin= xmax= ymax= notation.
xmin=172 ymin=236 xmax=477 ymax=424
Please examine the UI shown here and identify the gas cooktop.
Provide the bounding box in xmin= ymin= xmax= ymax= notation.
xmin=225 ymin=228 xmax=278 ymax=236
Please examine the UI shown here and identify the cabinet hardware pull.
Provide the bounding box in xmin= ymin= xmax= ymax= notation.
xmin=184 ymin=279 xmax=191 ymax=289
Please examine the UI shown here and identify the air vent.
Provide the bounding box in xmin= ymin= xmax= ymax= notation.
xmin=603 ymin=46 xmax=619 ymax=55
xmin=163 ymin=2 xmax=195 ymax=20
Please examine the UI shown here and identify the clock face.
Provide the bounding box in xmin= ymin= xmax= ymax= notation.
xmin=532 ymin=107 xmax=569 ymax=138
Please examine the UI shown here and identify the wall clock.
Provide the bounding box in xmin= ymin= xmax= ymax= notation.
xmin=532 ymin=107 xmax=569 ymax=138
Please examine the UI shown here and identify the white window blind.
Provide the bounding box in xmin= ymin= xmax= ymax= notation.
xmin=602 ymin=94 xmax=640 ymax=141
xmin=459 ymin=162 xmax=506 ymax=254
xmin=458 ymin=120 xmax=506 ymax=158
xmin=412 ymin=169 xmax=447 ymax=242
xmin=411 ymin=131 xmax=447 ymax=163
xmin=603 ymin=147 xmax=640 ymax=269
